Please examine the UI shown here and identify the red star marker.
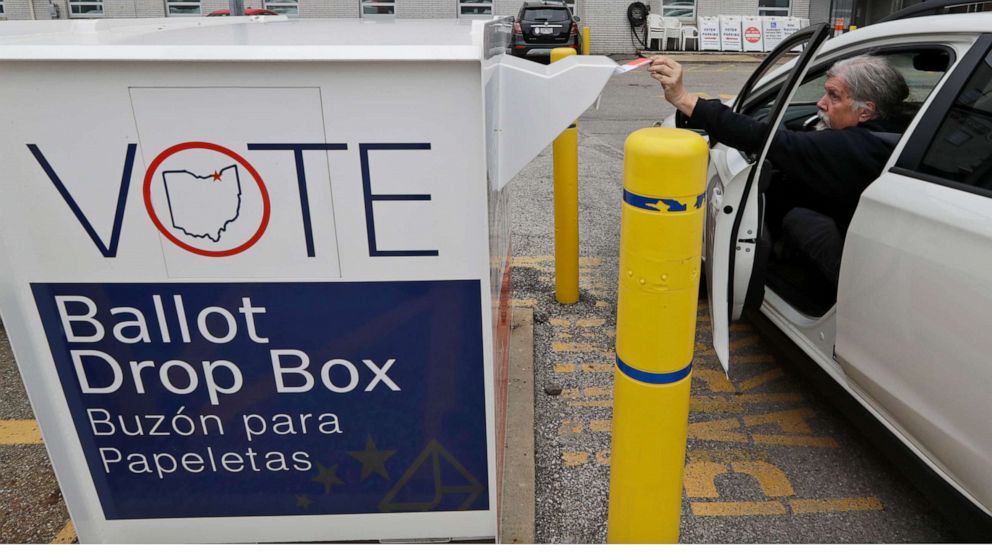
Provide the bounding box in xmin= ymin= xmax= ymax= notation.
xmin=211 ymin=170 xmax=222 ymax=182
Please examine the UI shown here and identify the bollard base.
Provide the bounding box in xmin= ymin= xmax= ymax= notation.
xmin=607 ymin=370 xmax=692 ymax=544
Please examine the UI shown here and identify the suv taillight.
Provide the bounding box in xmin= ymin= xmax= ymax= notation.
xmin=513 ymin=22 xmax=522 ymax=35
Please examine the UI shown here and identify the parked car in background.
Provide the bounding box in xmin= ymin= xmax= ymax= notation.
xmin=207 ymin=8 xmax=279 ymax=16
xmin=510 ymin=1 xmax=581 ymax=59
xmin=668 ymin=7 xmax=992 ymax=536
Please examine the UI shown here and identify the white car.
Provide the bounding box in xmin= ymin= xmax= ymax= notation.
xmin=681 ymin=6 xmax=992 ymax=532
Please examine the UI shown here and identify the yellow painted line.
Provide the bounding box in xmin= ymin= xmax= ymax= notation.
xmin=50 ymin=521 xmax=76 ymax=544
xmin=550 ymin=318 xmax=571 ymax=327
xmin=0 ymin=419 xmax=43 ymax=445
xmin=563 ymin=452 xmax=589 ymax=467
xmin=595 ymin=451 xmax=610 ymax=465
xmin=691 ymin=501 xmax=787 ymax=517
xmin=688 ymin=448 xmax=771 ymax=463
xmin=510 ymin=298 xmax=537 ymax=308
xmin=554 ymin=364 xmax=576 ymax=374
xmin=568 ymin=400 xmax=613 ymax=408
xmin=589 ymin=419 xmax=612 ymax=433
xmin=576 ymin=318 xmax=606 ymax=327
xmin=583 ymin=387 xmax=611 ymax=398
xmin=744 ymin=408 xmax=816 ymax=434
xmin=790 ymin=497 xmax=883 ymax=514
xmin=690 ymin=396 xmax=745 ymax=414
xmin=738 ymin=392 xmax=803 ymax=404
xmin=581 ymin=363 xmax=613 ymax=373
xmin=736 ymin=354 xmax=777 ymax=364
xmin=689 ymin=91 xmax=710 ymax=98
xmin=552 ymin=342 xmax=597 ymax=352
xmin=719 ymin=94 xmax=735 ymax=100
xmin=559 ymin=420 xmax=583 ymax=436
xmin=738 ymin=368 xmax=784 ymax=391
xmin=731 ymin=461 xmax=795 ymax=497
xmin=688 ymin=418 xmax=747 ymax=443
xmin=562 ymin=387 xmax=610 ymax=398
xmin=752 ymin=434 xmax=839 ymax=448
xmin=729 ymin=335 xmax=761 ymax=350
xmin=684 ymin=461 xmax=727 ymax=498
xmin=693 ymin=367 xmax=736 ymax=393
xmin=556 ymin=332 xmax=574 ymax=340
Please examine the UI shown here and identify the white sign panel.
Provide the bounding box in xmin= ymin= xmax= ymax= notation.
xmin=719 ymin=16 xmax=743 ymax=52
xmin=742 ymin=16 xmax=764 ymax=52
xmin=698 ymin=16 xmax=721 ymax=51
xmin=762 ymin=17 xmax=788 ymax=52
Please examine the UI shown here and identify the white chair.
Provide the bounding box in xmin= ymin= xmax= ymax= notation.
xmin=662 ymin=17 xmax=682 ymax=50
xmin=680 ymin=25 xmax=699 ymax=51
xmin=646 ymin=14 xmax=666 ymax=51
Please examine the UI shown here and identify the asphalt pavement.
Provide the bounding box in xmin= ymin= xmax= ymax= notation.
xmin=507 ymin=56 xmax=960 ymax=543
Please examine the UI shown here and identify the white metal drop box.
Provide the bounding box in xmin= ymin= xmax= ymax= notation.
xmin=0 ymin=16 xmax=615 ymax=543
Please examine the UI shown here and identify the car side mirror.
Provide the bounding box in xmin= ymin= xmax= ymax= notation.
xmin=573 ymin=16 xmax=581 ymax=23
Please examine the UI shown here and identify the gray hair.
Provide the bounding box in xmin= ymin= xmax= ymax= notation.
xmin=826 ymin=55 xmax=909 ymax=120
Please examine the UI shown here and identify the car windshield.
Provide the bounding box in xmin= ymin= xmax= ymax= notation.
xmin=522 ymin=8 xmax=570 ymax=22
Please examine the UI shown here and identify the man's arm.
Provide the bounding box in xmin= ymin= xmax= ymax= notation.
xmin=649 ymin=56 xmax=769 ymax=153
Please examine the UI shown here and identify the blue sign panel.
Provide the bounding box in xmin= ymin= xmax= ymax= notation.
xmin=31 ymin=281 xmax=488 ymax=520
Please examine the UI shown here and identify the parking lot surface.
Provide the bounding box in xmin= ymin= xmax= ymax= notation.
xmin=508 ymin=58 xmax=959 ymax=543
xmin=0 ymin=58 xmax=962 ymax=544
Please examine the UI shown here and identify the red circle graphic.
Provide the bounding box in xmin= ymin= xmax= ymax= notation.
xmin=143 ymin=142 xmax=270 ymax=257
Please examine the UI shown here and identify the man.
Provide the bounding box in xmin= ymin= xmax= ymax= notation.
xmin=649 ymin=55 xmax=909 ymax=288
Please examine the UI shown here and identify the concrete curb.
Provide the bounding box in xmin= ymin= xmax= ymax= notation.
xmin=499 ymin=307 xmax=535 ymax=544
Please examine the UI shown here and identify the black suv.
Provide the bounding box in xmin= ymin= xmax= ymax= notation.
xmin=510 ymin=2 xmax=581 ymax=59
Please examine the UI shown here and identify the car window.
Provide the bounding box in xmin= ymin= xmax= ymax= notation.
xmin=745 ymin=49 xmax=951 ymax=126
xmin=521 ymin=8 xmax=570 ymax=22
xmin=915 ymin=50 xmax=992 ymax=190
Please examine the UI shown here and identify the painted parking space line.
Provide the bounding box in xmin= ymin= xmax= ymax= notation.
xmin=692 ymin=501 xmax=787 ymax=516
xmin=0 ymin=419 xmax=43 ymax=445
xmin=790 ymin=497 xmax=884 ymax=514
xmin=50 ymin=521 xmax=76 ymax=544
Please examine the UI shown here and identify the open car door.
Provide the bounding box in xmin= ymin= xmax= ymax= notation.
xmin=704 ymin=23 xmax=831 ymax=374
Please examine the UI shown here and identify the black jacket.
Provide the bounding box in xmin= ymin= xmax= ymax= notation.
xmin=686 ymin=98 xmax=898 ymax=232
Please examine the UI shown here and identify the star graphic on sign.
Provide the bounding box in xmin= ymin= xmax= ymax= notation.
xmin=211 ymin=170 xmax=222 ymax=181
xmin=347 ymin=434 xmax=397 ymax=481
xmin=295 ymin=495 xmax=312 ymax=511
xmin=311 ymin=463 xmax=344 ymax=494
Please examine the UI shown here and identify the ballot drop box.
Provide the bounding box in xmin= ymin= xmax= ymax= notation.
xmin=0 ymin=16 xmax=615 ymax=543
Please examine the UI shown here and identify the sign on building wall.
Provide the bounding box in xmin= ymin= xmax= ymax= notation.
xmin=762 ymin=16 xmax=788 ymax=51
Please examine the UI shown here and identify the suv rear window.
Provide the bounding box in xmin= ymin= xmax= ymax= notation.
xmin=522 ymin=8 xmax=570 ymax=22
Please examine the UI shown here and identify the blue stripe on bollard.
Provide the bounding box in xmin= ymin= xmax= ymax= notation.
xmin=622 ymin=190 xmax=689 ymax=212
xmin=615 ymin=356 xmax=692 ymax=384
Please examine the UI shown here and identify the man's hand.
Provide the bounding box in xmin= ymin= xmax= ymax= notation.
xmin=649 ymin=56 xmax=699 ymax=117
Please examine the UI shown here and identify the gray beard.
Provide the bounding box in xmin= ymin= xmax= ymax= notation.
xmin=815 ymin=110 xmax=831 ymax=130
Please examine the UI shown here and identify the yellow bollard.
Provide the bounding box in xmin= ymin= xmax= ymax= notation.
xmin=582 ymin=26 xmax=591 ymax=55
xmin=607 ymin=128 xmax=708 ymax=543
xmin=551 ymin=47 xmax=579 ymax=304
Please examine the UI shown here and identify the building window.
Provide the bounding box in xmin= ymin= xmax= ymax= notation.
xmin=758 ymin=0 xmax=791 ymax=17
xmin=69 ymin=0 xmax=104 ymax=17
xmin=361 ymin=0 xmax=395 ymax=17
xmin=265 ymin=0 xmax=299 ymax=15
xmin=459 ymin=0 xmax=492 ymax=17
xmin=166 ymin=0 xmax=201 ymax=16
xmin=661 ymin=0 xmax=695 ymax=19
